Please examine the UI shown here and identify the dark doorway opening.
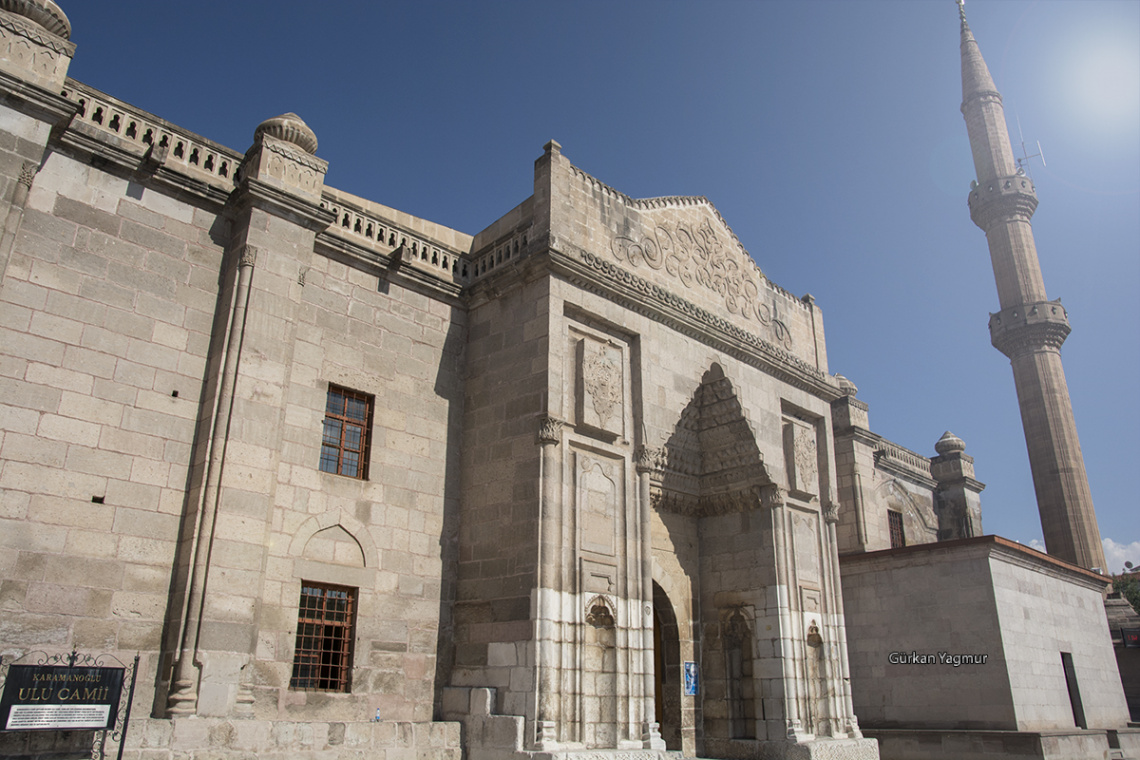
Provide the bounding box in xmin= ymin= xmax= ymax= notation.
xmin=653 ymin=581 xmax=683 ymax=751
xmin=1061 ymin=652 xmax=1087 ymax=729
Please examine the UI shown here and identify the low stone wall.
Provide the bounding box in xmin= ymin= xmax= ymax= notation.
xmin=0 ymin=719 xmax=462 ymax=760
xmin=866 ymin=727 xmax=1140 ymax=760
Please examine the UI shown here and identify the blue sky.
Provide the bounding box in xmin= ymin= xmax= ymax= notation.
xmin=60 ymin=1 xmax=1140 ymax=570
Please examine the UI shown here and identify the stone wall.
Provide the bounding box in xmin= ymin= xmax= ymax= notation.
xmin=841 ymin=536 xmax=1130 ymax=736
xmin=0 ymin=136 xmax=223 ymax=697
xmin=0 ymin=718 xmax=462 ymax=760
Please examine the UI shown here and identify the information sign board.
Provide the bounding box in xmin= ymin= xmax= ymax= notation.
xmin=0 ymin=664 xmax=124 ymax=731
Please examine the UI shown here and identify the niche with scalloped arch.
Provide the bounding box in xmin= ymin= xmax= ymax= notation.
xmin=302 ymin=525 xmax=366 ymax=568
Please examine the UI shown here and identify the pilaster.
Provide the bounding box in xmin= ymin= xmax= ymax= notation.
xmin=534 ymin=415 xmax=564 ymax=749
xmin=636 ymin=445 xmax=665 ymax=751
xmin=830 ymin=381 xmax=878 ymax=553
xmin=167 ymin=113 xmax=333 ymax=717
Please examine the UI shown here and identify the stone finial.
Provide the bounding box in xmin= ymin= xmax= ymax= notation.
xmin=834 ymin=374 xmax=858 ymax=396
xmin=934 ymin=430 xmax=966 ymax=455
xmin=0 ymin=0 xmax=71 ymax=39
xmin=543 ymin=139 xmax=562 ymax=157
xmin=254 ymin=113 xmax=318 ymax=155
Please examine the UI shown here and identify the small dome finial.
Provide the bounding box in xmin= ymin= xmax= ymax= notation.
xmin=834 ymin=374 xmax=859 ymax=396
xmin=0 ymin=0 xmax=72 ymax=39
xmin=935 ymin=430 xmax=966 ymax=455
xmin=254 ymin=113 xmax=318 ymax=155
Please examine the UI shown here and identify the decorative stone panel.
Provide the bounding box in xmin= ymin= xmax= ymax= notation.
xmin=577 ymin=453 xmax=620 ymax=557
xmin=784 ymin=419 xmax=819 ymax=498
xmin=576 ymin=336 xmax=624 ymax=437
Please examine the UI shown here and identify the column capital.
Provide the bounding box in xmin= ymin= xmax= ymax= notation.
xmin=634 ymin=445 xmax=664 ymax=475
xmin=823 ymin=504 xmax=840 ymax=525
xmin=536 ymin=416 xmax=563 ymax=445
xmin=761 ymin=484 xmax=785 ymax=509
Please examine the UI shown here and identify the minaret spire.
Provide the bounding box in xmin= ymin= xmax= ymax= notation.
xmin=957 ymin=8 xmax=1107 ymax=572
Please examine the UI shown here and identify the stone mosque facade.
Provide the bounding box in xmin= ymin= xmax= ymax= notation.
xmin=0 ymin=3 xmax=1134 ymax=760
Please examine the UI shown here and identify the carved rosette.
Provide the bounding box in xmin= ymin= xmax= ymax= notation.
xmin=537 ymin=416 xmax=563 ymax=445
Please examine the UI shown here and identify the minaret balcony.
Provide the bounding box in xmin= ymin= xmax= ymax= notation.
xmin=988 ymin=299 xmax=1071 ymax=358
xmin=968 ymin=174 xmax=1039 ymax=231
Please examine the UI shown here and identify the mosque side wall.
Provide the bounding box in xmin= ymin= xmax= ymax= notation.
xmin=0 ymin=102 xmax=466 ymax=732
xmin=0 ymin=139 xmax=223 ymax=698
xmin=250 ymin=251 xmax=466 ymax=722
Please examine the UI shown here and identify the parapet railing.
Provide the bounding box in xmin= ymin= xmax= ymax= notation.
xmin=61 ymin=80 xmax=243 ymax=194
xmin=60 ymin=81 xmax=476 ymax=289
xmin=874 ymin=441 xmax=933 ymax=479
xmin=466 ymin=225 xmax=531 ymax=284
xmin=319 ymin=196 xmax=472 ymax=286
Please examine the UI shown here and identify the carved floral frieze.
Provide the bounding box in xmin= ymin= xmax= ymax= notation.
xmin=610 ymin=217 xmax=791 ymax=349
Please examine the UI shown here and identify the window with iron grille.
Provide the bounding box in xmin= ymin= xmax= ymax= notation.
xmin=320 ymin=386 xmax=372 ymax=479
xmin=888 ymin=510 xmax=906 ymax=549
xmin=290 ymin=582 xmax=356 ymax=692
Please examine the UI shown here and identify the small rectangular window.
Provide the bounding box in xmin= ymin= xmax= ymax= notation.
xmin=320 ymin=385 xmax=372 ymax=479
xmin=290 ymin=582 xmax=356 ymax=692
xmin=888 ymin=510 xmax=906 ymax=549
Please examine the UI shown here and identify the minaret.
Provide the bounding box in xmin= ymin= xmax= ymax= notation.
xmin=957 ymin=0 xmax=1106 ymax=571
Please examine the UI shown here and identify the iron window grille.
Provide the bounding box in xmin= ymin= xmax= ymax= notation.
xmin=290 ymin=582 xmax=356 ymax=692
xmin=320 ymin=385 xmax=372 ymax=479
xmin=888 ymin=510 xmax=906 ymax=549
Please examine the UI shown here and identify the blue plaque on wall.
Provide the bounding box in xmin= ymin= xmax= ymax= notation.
xmin=683 ymin=661 xmax=698 ymax=696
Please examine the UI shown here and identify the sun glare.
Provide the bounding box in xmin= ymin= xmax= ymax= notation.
xmin=1061 ymin=29 xmax=1140 ymax=139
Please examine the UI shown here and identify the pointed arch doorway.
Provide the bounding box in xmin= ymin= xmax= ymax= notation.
xmin=652 ymin=581 xmax=683 ymax=751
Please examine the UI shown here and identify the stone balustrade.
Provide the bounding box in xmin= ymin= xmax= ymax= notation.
xmin=61 ymin=80 xmax=242 ymax=192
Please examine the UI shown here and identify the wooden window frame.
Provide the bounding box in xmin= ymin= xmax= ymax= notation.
xmin=320 ymin=385 xmax=372 ymax=479
xmin=289 ymin=582 xmax=357 ymax=692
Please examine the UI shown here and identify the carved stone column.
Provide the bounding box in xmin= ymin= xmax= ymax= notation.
xmin=635 ymin=446 xmax=665 ymax=750
xmin=167 ymin=243 xmax=259 ymax=717
xmin=765 ymin=485 xmax=806 ymax=740
xmin=823 ymin=503 xmax=862 ymax=739
xmin=817 ymin=504 xmax=841 ymax=737
xmin=534 ymin=416 xmax=563 ymax=748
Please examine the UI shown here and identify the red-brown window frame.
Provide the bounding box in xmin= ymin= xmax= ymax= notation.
xmin=289 ymin=582 xmax=356 ymax=692
xmin=319 ymin=385 xmax=372 ymax=479
xmin=888 ymin=510 xmax=906 ymax=549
